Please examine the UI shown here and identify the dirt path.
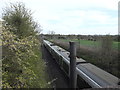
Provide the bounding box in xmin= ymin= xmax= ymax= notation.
xmin=41 ymin=44 xmax=69 ymax=88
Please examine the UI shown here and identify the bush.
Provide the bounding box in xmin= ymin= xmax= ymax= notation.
xmin=2 ymin=2 xmax=39 ymax=39
xmin=1 ymin=2 xmax=49 ymax=88
xmin=99 ymin=35 xmax=113 ymax=71
xmin=2 ymin=28 xmax=49 ymax=88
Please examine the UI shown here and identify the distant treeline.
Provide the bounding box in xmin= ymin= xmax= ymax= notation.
xmin=41 ymin=34 xmax=120 ymax=42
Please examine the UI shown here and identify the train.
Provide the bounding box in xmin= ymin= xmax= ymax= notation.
xmin=43 ymin=40 xmax=119 ymax=89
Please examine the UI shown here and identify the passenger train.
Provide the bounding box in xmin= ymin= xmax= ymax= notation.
xmin=43 ymin=40 xmax=119 ymax=89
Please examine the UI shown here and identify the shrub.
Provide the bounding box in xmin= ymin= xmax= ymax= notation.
xmin=1 ymin=2 xmax=49 ymax=88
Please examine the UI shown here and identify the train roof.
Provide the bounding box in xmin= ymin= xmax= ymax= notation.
xmin=77 ymin=63 xmax=119 ymax=87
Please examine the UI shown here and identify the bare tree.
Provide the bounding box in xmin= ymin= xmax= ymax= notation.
xmin=48 ymin=30 xmax=55 ymax=35
xmin=47 ymin=30 xmax=55 ymax=39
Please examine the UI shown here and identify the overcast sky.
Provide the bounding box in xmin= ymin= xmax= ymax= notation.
xmin=0 ymin=0 xmax=119 ymax=35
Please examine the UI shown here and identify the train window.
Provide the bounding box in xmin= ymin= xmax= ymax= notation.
xmin=54 ymin=52 xmax=59 ymax=64
xmin=77 ymin=75 xmax=91 ymax=89
xmin=62 ymin=61 xmax=69 ymax=75
xmin=51 ymin=49 xmax=53 ymax=56
xmin=59 ymin=56 xmax=63 ymax=67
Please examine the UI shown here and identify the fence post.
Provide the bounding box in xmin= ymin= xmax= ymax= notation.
xmin=69 ymin=41 xmax=77 ymax=89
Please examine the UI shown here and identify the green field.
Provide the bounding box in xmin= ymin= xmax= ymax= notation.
xmin=60 ymin=39 xmax=119 ymax=50
xmin=52 ymin=39 xmax=120 ymax=78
